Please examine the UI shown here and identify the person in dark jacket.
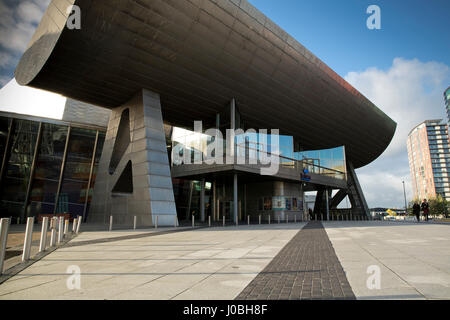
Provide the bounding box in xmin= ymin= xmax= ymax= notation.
xmin=421 ymin=199 xmax=430 ymax=221
xmin=413 ymin=202 xmax=421 ymax=222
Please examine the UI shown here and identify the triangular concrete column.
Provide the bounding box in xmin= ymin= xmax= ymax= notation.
xmin=88 ymin=89 xmax=177 ymax=227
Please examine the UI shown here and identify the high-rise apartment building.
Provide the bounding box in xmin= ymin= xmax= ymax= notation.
xmin=407 ymin=119 xmax=450 ymax=202
xmin=445 ymin=87 xmax=450 ymax=124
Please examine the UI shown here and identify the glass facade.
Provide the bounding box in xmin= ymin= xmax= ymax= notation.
xmin=0 ymin=114 xmax=106 ymax=221
xmin=27 ymin=123 xmax=68 ymax=217
xmin=171 ymin=127 xmax=347 ymax=180
xmin=445 ymin=87 xmax=450 ymax=125
xmin=408 ymin=120 xmax=450 ymax=202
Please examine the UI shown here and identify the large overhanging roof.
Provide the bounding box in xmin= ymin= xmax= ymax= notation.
xmin=15 ymin=0 xmax=396 ymax=168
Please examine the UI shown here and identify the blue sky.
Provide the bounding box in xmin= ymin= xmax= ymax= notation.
xmin=248 ymin=0 xmax=450 ymax=208
xmin=0 ymin=0 xmax=449 ymax=208
xmin=249 ymin=0 xmax=450 ymax=76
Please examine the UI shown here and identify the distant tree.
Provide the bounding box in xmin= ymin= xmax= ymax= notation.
xmin=407 ymin=198 xmax=420 ymax=216
xmin=428 ymin=195 xmax=448 ymax=218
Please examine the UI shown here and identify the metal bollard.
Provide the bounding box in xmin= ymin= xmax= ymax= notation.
xmin=268 ymin=215 xmax=271 ymax=225
xmin=50 ymin=218 xmax=57 ymax=247
xmin=286 ymin=215 xmax=289 ymax=223
xmin=209 ymin=216 xmax=211 ymax=227
xmin=17 ymin=217 xmax=20 ymax=225
xmin=39 ymin=217 xmax=49 ymax=253
xmin=134 ymin=216 xmax=137 ymax=230
xmin=0 ymin=218 xmax=10 ymax=274
xmin=22 ymin=217 xmax=35 ymax=262
xmin=174 ymin=216 xmax=178 ymax=228
xmin=294 ymin=215 xmax=297 ymax=223
xmin=109 ymin=216 xmax=113 ymax=231
xmin=155 ymin=216 xmax=158 ymax=229
xmin=58 ymin=217 xmax=64 ymax=244
xmin=248 ymin=215 xmax=250 ymax=225
xmin=76 ymin=216 xmax=82 ymax=234
xmin=72 ymin=218 xmax=77 ymax=233
xmin=223 ymin=216 xmax=225 ymax=227
xmin=259 ymin=215 xmax=261 ymax=225
xmin=192 ymin=215 xmax=195 ymax=228
xmin=64 ymin=220 xmax=69 ymax=236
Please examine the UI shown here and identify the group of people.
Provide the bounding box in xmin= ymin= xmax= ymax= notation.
xmin=412 ymin=199 xmax=430 ymax=222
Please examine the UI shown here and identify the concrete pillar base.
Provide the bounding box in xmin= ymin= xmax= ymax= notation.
xmin=88 ymin=89 xmax=177 ymax=227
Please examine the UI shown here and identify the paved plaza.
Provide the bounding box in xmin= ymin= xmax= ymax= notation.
xmin=324 ymin=221 xmax=450 ymax=299
xmin=0 ymin=221 xmax=449 ymax=300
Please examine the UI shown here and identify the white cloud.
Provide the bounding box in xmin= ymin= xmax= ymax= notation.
xmin=17 ymin=1 xmax=45 ymax=25
xmin=0 ymin=51 xmax=14 ymax=68
xmin=0 ymin=0 xmax=49 ymax=85
xmin=346 ymin=58 xmax=450 ymax=208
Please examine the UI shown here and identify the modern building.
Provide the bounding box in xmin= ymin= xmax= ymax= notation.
xmin=2 ymin=0 xmax=396 ymax=225
xmin=445 ymin=87 xmax=450 ymax=125
xmin=407 ymin=119 xmax=450 ymax=202
xmin=0 ymin=79 xmax=111 ymax=222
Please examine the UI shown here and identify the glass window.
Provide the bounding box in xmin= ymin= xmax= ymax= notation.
xmin=0 ymin=119 xmax=39 ymax=218
xmin=57 ymin=128 xmax=97 ymax=217
xmin=27 ymin=123 xmax=68 ymax=217
xmin=0 ymin=116 xmax=11 ymax=169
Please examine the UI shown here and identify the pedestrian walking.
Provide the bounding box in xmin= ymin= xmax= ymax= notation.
xmin=413 ymin=201 xmax=421 ymax=222
xmin=421 ymin=199 xmax=430 ymax=222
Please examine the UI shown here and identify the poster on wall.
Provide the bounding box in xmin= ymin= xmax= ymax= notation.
xmin=292 ymin=198 xmax=298 ymax=210
xmin=272 ymin=196 xmax=285 ymax=210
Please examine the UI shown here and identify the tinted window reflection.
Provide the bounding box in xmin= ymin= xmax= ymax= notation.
xmin=27 ymin=123 xmax=68 ymax=217
xmin=0 ymin=119 xmax=39 ymax=217
xmin=0 ymin=116 xmax=10 ymax=169
xmin=58 ymin=128 xmax=96 ymax=217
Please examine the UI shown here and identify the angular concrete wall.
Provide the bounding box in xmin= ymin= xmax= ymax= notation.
xmin=88 ymin=89 xmax=177 ymax=226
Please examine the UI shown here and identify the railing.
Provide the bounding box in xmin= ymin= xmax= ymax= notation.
xmin=172 ymin=139 xmax=347 ymax=180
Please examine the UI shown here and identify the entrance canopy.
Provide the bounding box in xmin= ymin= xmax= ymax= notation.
xmin=15 ymin=0 xmax=396 ymax=168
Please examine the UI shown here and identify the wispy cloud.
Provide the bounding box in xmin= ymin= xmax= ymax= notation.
xmin=0 ymin=0 xmax=50 ymax=86
xmin=346 ymin=58 xmax=450 ymax=208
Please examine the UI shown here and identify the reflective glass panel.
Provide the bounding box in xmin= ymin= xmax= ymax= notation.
xmin=58 ymin=128 xmax=96 ymax=215
xmin=27 ymin=123 xmax=68 ymax=216
xmin=0 ymin=119 xmax=39 ymax=217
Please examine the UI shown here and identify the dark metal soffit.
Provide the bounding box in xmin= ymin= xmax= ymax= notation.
xmin=15 ymin=0 xmax=396 ymax=168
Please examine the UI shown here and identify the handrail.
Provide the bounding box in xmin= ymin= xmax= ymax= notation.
xmin=172 ymin=135 xmax=346 ymax=178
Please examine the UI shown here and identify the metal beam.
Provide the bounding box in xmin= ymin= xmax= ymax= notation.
xmin=200 ymin=178 xmax=205 ymax=222
xmin=82 ymin=130 xmax=99 ymax=222
xmin=54 ymin=126 xmax=71 ymax=215
xmin=22 ymin=122 xmax=43 ymax=219
xmin=234 ymin=173 xmax=238 ymax=225
xmin=0 ymin=119 xmax=14 ymax=187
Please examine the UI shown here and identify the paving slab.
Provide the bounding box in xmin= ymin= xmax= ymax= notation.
xmin=0 ymin=224 xmax=304 ymax=300
xmin=324 ymin=221 xmax=450 ymax=300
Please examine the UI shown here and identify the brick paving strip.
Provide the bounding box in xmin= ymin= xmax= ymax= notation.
xmin=236 ymin=221 xmax=356 ymax=300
